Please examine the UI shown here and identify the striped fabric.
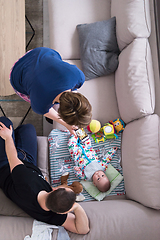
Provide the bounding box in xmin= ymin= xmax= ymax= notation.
xmin=48 ymin=129 xmax=125 ymax=201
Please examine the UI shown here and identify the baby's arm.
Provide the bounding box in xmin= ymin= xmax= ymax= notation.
xmin=102 ymin=147 xmax=118 ymax=166
xmin=68 ymin=136 xmax=79 ymax=158
xmin=74 ymin=166 xmax=86 ymax=180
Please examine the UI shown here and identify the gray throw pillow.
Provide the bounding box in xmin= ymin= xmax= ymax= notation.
xmin=77 ymin=17 xmax=120 ymax=80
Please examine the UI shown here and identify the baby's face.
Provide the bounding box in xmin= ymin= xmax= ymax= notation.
xmin=92 ymin=170 xmax=109 ymax=187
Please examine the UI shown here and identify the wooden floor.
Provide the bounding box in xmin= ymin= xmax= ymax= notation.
xmin=0 ymin=0 xmax=43 ymax=135
xmin=26 ymin=0 xmax=43 ymax=51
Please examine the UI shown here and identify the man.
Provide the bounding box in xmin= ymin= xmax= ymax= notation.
xmin=0 ymin=116 xmax=89 ymax=234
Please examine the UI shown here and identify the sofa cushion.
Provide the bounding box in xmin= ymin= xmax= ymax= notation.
xmin=48 ymin=0 xmax=111 ymax=59
xmin=111 ymin=0 xmax=151 ymax=50
xmin=68 ymin=199 xmax=160 ymax=240
xmin=0 ymin=216 xmax=33 ymax=240
xmin=0 ymin=189 xmax=29 ymax=217
xmin=115 ymin=38 xmax=155 ymax=124
xmin=122 ymin=114 xmax=160 ymax=209
xmin=77 ymin=17 xmax=120 ymax=80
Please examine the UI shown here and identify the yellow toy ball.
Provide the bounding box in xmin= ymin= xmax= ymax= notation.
xmin=87 ymin=120 xmax=101 ymax=133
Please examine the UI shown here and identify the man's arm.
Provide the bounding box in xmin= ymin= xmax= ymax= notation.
xmin=62 ymin=202 xmax=90 ymax=235
xmin=0 ymin=122 xmax=23 ymax=172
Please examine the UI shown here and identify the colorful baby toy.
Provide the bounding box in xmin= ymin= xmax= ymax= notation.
xmin=90 ymin=122 xmax=118 ymax=143
xmin=109 ymin=118 xmax=125 ymax=133
xmin=102 ymin=123 xmax=118 ymax=139
xmin=87 ymin=119 xmax=101 ymax=133
xmin=88 ymin=118 xmax=125 ymax=143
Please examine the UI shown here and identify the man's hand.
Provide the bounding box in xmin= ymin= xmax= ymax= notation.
xmin=62 ymin=202 xmax=90 ymax=234
xmin=0 ymin=122 xmax=12 ymax=140
xmin=68 ymin=202 xmax=79 ymax=212
xmin=0 ymin=122 xmax=23 ymax=172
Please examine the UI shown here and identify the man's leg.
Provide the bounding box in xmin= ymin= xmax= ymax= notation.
xmin=15 ymin=124 xmax=37 ymax=166
xmin=0 ymin=117 xmax=15 ymax=168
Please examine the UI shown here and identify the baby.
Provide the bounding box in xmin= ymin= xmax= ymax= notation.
xmin=68 ymin=135 xmax=117 ymax=192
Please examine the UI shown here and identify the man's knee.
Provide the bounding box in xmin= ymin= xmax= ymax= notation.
xmin=18 ymin=123 xmax=35 ymax=131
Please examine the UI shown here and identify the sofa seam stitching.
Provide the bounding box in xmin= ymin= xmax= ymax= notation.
xmin=143 ymin=0 xmax=150 ymax=34
xmin=145 ymin=39 xmax=154 ymax=112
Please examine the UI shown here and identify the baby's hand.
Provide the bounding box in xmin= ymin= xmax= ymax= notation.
xmin=74 ymin=166 xmax=81 ymax=171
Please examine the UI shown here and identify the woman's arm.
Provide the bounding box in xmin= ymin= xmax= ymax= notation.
xmin=44 ymin=107 xmax=77 ymax=136
xmin=0 ymin=122 xmax=23 ymax=172
xmin=62 ymin=202 xmax=90 ymax=235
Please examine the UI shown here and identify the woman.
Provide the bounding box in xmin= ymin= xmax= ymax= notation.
xmin=10 ymin=47 xmax=92 ymax=135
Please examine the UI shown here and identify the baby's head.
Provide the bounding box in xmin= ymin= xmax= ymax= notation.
xmin=92 ymin=170 xmax=110 ymax=192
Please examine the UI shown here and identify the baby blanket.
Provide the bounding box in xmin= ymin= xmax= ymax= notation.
xmin=48 ymin=129 xmax=125 ymax=201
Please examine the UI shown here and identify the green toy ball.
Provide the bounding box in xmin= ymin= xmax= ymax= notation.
xmin=87 ymin=120 xmax=101 ymax=133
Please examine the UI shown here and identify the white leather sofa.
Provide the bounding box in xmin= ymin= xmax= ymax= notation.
xmin=0 ymin=0 xmax=160 ymax=239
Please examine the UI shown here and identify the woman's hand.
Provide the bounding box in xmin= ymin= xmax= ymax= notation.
xmin=44 ymin=107 xmax=78 ymax=137
xmin=0 ymin=122 xmax=12 ymax=140
xmin=66 ymin=124 xmax=78 ymax=137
